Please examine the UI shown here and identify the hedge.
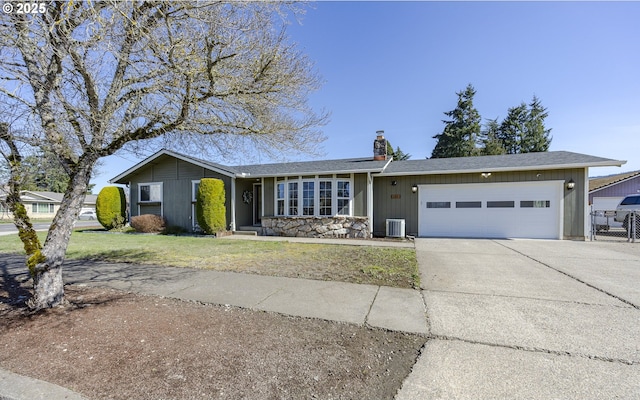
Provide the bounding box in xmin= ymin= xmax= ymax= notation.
xmin=96 ymin=186 xmax=126 ymax=230
xmin=196 ymin=178 xmax=226 ymax=234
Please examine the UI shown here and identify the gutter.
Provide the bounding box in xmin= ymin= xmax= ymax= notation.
xmin=379 ymin=160 xmax=627 ymax=177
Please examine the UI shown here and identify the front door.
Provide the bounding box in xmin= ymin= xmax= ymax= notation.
xmin=253 ymin=184 xmax=262 ymax=226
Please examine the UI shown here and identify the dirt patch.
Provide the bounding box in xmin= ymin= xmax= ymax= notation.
xmin=0 ymin=283 xmax=426 ymax=399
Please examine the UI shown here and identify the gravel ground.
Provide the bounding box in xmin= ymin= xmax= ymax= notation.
xmin=0 ymin=283 xmax=427 ymax=400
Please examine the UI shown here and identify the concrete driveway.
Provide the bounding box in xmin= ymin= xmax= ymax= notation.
xmin=397 ymin=238 xmax=640 ymax=399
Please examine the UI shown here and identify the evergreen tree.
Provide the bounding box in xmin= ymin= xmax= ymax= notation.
xmin=431 ymin=84 xmax=481 ymax=158
xmin=497 ymin=96 xmax=552 ymax=154
xmin=479 ymin=118 xmax=506 ymax=156
xmin=522 ymin=95 xmax=552 ymax=153
xmin=498 ymin=103 xmax=528 ymax=154
xmin=1 ymin=152 xmax=97 ymax=193
xmin=386 ymin=141 xmax=411 ymax=161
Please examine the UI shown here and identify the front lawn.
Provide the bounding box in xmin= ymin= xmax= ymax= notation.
xmin=0 ymin=231 xmax=420 ymax=289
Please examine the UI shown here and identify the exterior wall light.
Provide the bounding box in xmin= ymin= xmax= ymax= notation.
xmin=566 ymin=179 xmax=575 ymax=190
xmin=481 ymin=172 xmax=492 ymax=178
xmin=411 ymin=184 xmax=418 ymax=193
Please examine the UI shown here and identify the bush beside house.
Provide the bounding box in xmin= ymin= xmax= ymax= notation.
xmin=96 ymin=186 xmax=126 ymax=230
xmin=130 ymin=214 xmax=166 ymax=233
xmin=196 ymin=178 xmax=226 ymax=235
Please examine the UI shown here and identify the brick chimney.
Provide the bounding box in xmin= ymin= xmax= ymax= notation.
xmin=373 ymin=130 xmax=387 ymax=161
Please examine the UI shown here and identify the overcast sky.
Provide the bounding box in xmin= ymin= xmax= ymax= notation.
xmin=94 ymin=1 xmax=639 ymax=191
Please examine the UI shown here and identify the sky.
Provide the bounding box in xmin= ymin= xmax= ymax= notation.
xmin=92 ymin=1 xmax=640 ymax=192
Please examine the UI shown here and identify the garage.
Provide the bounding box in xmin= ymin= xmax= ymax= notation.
xmin=418 ymin=181 xmax=564 ymax=239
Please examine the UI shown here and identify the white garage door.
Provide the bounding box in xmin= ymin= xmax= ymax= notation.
xmin=418 ymin=181 xmax=564 ymax=239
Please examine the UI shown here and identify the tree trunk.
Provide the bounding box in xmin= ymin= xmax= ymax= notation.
xmin=27 ymin=160 xmax=95 ymax=310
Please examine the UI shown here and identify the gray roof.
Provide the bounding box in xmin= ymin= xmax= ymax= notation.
xmin=589 ymin=170 xmax=640 ymax=192
xmin=233 ymin=158 xmax=390 ymax=177
xmin=110 ymin=149 xmax=624 ymax=183
xmin=381 ymin=151 xmax=624 ymax=176
xmin=4 ymin=191 xmax=98 ymax=204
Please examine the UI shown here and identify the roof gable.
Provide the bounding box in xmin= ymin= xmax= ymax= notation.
xmin=110 ymin=149 xmax=238 ymax=184
xmin=20 ymin=191 xmax=63 ymax=202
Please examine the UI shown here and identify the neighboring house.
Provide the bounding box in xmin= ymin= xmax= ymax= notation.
xmin=110 ymin=135 xmax=624 ymax=240
xmin=589 ymin=170 xmax=640 ymax=208
xmin=588 ymin=170 xmax=640 ymax=229
xmin=0 ymin=190 xmax=97 ymax=220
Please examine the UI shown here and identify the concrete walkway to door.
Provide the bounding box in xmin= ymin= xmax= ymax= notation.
xmin=397 ymin=238 xmax=640 ymax=399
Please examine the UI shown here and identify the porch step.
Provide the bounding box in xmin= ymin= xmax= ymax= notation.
xmin=237 ymin=226 xmax=261 ymax=232
xmin=233 ymin=227 xmax=260 ymax=236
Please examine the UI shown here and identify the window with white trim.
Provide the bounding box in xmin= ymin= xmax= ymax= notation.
xmin=276 ymin=182 xmax=285 ymax=216
xmin=288 ymin=181 xmax=298 ymax=216
xmin=192 ymin=180 xmax=200 ymax=202
xmin=319 ymin=181 xmax=332 ymax=216
xmin=336 ymin=181 xmax=350 ymax=215
xmin=302 ymin=181 xmax=315 ymax=216
xmin=31 ymin=203 xmax=54 ymax=213
xmin=139 ymin=182 xmax=162 ymax=203
xmin=274 ymin=176 xmax=353 ymax=217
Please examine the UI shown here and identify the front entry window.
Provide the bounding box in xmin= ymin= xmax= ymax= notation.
xmin=274 ymin=176 xmax=353 ymax=217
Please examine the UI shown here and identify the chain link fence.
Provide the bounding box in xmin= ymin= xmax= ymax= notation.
xmin=590 ymin=208 xmax=639 ymax=242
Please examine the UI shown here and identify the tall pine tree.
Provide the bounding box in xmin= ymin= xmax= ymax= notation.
xmin=497 ymin=96 xmax=551 ymax=154
xmin=386 ymin=141 xmax=411 ymax=161
xmin=498 ymin=103 xmax=528 ymax=154
xmin=431 ymin=84 xmax=481 ymax=158
xmin=522 ymin=95 xmax=552 ymax=153
xmin=478 ymin=118 xmax=506 ymax=156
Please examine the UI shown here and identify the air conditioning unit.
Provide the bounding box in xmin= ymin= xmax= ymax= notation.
xmin=386 ymin=219 xmax=406 ymax=238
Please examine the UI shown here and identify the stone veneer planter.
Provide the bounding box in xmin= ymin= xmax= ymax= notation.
xmin=261 ymin=216 xmax=370 ymax=239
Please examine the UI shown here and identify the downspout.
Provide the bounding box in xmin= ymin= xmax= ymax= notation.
xmin=261 ymin=177 xmax=265 ymax=220
xmin=367 ymin=172 xmax=374 ymax=238
xmin=583 ymin=167 xmax=589 ymax=240
xmin=230 ymin=177 xmax=236 ymax=231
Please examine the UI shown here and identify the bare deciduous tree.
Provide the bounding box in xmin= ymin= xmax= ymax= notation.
xmin=0 ymin=1 xmax=327 ymax=309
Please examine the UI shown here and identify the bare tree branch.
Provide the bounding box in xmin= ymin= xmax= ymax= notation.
xmin=0 ymin=0 xmax=328 ymax=309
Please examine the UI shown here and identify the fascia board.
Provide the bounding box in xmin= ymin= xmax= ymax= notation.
xmin=377 ymin=160 xmax=627 ymax=177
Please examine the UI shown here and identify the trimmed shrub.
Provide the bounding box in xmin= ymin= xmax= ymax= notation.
xmin=196 ymin=178 xmax=226 ymax=235
xmin=96 ymin=186 xmax=126 ymax=230
xmin=130 ymin=214 xmax=166 ymax=233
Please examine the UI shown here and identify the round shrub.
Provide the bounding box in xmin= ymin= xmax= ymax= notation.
xmin=196 ymin=178 xmax=226 ymax=235
xmin=130 ymin=214 xmax=166 ymax=233
xmin=96 ymin=186 xmax=126 ymax=230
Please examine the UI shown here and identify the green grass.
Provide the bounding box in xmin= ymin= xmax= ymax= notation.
xmin=0 ymin=231 xmax=420 ymax=289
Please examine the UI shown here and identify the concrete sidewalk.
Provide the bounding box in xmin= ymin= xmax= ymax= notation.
xmin=56 ymin=258 xmax=428 ymax=334
xmin=397 ymin=238 xmax=640 ymax=399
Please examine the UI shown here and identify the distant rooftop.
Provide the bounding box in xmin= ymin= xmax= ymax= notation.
xmin=589 ymin=170 xmax=640 ymax=192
